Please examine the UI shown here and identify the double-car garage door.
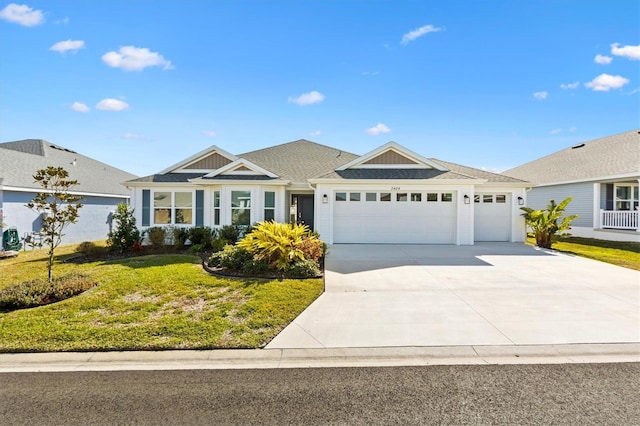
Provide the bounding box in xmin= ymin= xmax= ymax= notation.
xmin=333 ymin=191 xmax=457 ymax=244
xmin=333 ymin=191 xmax=511 ymax=244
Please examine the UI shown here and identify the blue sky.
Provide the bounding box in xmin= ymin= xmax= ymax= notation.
xmin=1 ymin=0 xmax=638 ymax=177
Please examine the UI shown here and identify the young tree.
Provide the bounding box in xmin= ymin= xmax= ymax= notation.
xmin=107 ymin=202 xmax=141 ymax=253
xmin=27 ymin=167 xmax=83 ymax=282
xmin=520 ymin=197 xmax=578 ymax=249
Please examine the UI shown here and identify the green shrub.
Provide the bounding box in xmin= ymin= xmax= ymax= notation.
xmin=173 ymin=227 xmax=189 ymax=249
xmin=0 ymin=273 xmax=96 ymax=311
xmin=211 ymin=237 xmax=228 ymax=253
xmin=286 ymin=259 xmax=321 ymax=278
xmin=238 ymin=221 xmax=322 ymax=271
xmin=241 ymin=259 xmax=270 ymax=275
xmin=147 ymin=227 xmax=167 ymax=249
xmin=108 ymin=203 xmax=142 ymax=253
xmin=217 ymin=225 xmax=241 ymax=244
xmin=208 ymin=245 xmax=253 ymax=270
xmin=297 ymin=237 xmax=324 ymax=262
xmin=187 ymin=227 xmax=216 ymax=250
xmin=75 ymin=242 xmax=108 ymax=259
xmin=521 ymin=197 xmax=579 ymax=249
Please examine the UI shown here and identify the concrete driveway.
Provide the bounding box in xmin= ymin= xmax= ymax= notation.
xmin=267 ymin=243 xmax=640 ymax=349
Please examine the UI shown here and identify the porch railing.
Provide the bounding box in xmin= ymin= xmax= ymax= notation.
xmin=601 ymin=210 xmax=639 ymax=230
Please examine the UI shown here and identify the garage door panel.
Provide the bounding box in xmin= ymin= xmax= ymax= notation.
xmin=474 ymin=193 xmax=510 ymax=242
xmin=333 ymin=192 xmax=456 ymax=244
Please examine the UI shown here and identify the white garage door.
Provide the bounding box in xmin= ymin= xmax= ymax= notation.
xmin=474 ymin=193 xmax=511 ymax=241
xmin=333 ymin=191 xmax=457 ymax=244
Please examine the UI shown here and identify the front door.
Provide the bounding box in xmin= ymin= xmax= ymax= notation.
xmin=295 ymin=195 xmax=315 ymax=230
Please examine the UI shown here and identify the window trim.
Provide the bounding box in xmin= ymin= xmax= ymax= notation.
xmin=152 ymin=190 xmax=195 ymax=226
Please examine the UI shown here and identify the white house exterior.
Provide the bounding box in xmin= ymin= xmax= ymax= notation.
xmin=505 ymin=130 xmax=640 ymax=243
xmin=0 ymin=139 xmax=137 ymax=248
xmin=126 ymin=140 xmax=529 ymax=245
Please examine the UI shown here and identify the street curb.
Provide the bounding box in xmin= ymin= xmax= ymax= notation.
xmin=1 ymin=343 xmax=638 ymax=373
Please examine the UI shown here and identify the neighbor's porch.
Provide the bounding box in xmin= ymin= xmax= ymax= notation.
xmin=595 ymin=180 xmax=639 ymax=233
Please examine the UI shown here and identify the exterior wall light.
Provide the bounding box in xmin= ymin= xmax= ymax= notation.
xmin=322 ymin=194 xmax=328 ymax=204
xmin=464 ymin=194 xmax=470 ymax=204
xmin=517 ymin=196 xmax=524 ymax=205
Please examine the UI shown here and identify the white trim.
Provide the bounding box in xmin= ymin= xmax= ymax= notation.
xmin=188 ymin=178 xmax=289 ymax=186
xmin=158 ymin=145 xmax=238 ymax=174
xmin=308 ymin=178 xmax=487 ymax=185
xmin=336 ymin=142 xmax=448 ymax=171
xmin=0 ymin=185 xmax=130 ymax=199
xmin=203 ymin=158 xmax=279 ymax=178
xmin=531 ymin=172 xmax=640 ymax=187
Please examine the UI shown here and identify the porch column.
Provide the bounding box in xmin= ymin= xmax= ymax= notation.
xmin=593 ymin=183 xmax=601 ymax=229
xmin=637 ymin=179 xmax=640 ymax=233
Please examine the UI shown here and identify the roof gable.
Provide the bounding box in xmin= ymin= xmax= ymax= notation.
xmin=159 ymin=145 xmax=238 ymax=174
xmin=203 ymin=158 xmax=279 ymax=178
xmin=336 ymin=141 xmax=448 ymax=171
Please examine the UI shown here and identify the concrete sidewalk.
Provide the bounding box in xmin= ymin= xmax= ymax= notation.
xmin=1 ymin=344 xmax=638 ymax=373
xmin=268 ymin=243 xmax=640 ymax=349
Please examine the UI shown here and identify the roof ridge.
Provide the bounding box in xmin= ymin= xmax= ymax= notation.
xmin=239 ymin=139 xmax=358 ymax=157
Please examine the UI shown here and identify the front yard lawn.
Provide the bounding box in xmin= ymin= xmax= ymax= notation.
xmin=0 ymin=246 xmax=323 ymax=352
xmin=528 ymin=236 xmax=640 ymax=271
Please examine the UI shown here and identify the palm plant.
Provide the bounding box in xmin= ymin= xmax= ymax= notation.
xmin=520 ymin=197 xmax=578 ymax=249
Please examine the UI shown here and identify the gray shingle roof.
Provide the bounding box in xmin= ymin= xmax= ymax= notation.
xmin=503 ymin=130 xmax=640 ymax=185
xmin=126 ymin=173 xmax=205 ymax=183
xmin=240 ymin=139 xmax=360 ymax=183
xmin=0 ymin=139 xmax=137 ymax=196
xmin=430 ymin=159 xmax=529 ymax=183
xmin=316 ymin=168 xmax=472 ymax=180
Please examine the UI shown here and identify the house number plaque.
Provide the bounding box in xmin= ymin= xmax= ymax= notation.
xmin=391 ymin=186 xmax=401 ymax=190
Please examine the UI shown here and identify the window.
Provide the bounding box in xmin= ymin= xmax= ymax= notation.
xmin=411 ymin=193 xmax=422 ymax=202
xmin=350 ymin=192 xmax=361 ymax=201
xmin=397 ymin=193 xmax=408 ymax=202
xmin=615 ymin=185 xmax=639 ymax=211
xmin=213 ymin=191 xmax=221 ymax=225
xmin=380 ymin=192 xmax=391 ymax=202
xmin=474 ymin=195 xmax=480 ymax=203
xmin=427 ymin=193 xmax=438 ymax=202
xmin=483 ymin=194 xmax=493 ymax=203
xmin=264 ymin=191 xmax=275 ymax=221
xmin=496 ymin=195 xmax=506 ymax=203
xmin=153 ymin=191 xmax=193 ymax=225
xmin=366 ymin=193 xmax=377 ymax=202
xmin=441 ymin=193 xmax=453 ymax=202
xmin=231 ymin=190 xmax=251 ymax=225
xmin=335 ymin=192 xmax=346 ymax=202
xmin=174 ymin=192 xmax=193 ymax=224
xmin=154 ymin=192 xmax=171 ymax=224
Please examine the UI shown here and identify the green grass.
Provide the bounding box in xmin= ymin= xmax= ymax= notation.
xmin=528 ymin=236 xmax=640 ymax=271
xmin=0 ymin=246 xmax=323 ymax=352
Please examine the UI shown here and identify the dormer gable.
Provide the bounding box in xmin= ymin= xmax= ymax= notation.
xmin=336 ymin=141 xmax=448 ymax=171
xmin=203 ymin=158 xmax=279 ymax=178
xmin=158 ymin=145 xmax=238 ymax=174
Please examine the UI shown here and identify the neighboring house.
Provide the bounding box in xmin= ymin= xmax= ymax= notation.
xmin=125 ymin=139 xmax=529 ymax=245
xmin=0 ymin=139 xmax=138 ymax=248
xmin=505 ymin=130 xmax=640 ymax=243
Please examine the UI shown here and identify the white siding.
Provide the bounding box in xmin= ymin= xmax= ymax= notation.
xmin=526 ymin=183 xmax=593 ymax=227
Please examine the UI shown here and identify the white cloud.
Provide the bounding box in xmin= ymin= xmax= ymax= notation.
xmin=401 ymin=24 xmax=442 ymax=45
xmin=50 ymin=40 xmax=85 ymax=54
xmin=202 ymin=130 xmax=217 ymax=137
xmin=560 ymin=81 xmax=579 ymax=90
xmin=102 ymin=46 xmax=173 ymax=71
xmin=0 ymin=3 xmax=44 ymax=26
xmin=628 ymin=87 xmax=640 ymax=95
xmin=585 ymin=73 xmax=629 ymax=91
xmin=54 ymin=17 xmax=69 ymax=25
xmin=288 ymin=90 xmax=325 ymax=106
xmin=122 ymin=133 xmax=147 ymax=140
xmin=96 ymin=98 xmax=129 ymax=111
xmin=594 ymin=54 xmax=612 ymax=64
xmin=533 ymin=91 xmax=548 ymax=100
xmin=610 ymin=43 xmax=640 ymax=60
xmin=568 ymin=126 xmax=577 ymax=132
xmin=550 ymin=128 xmax=562 ymax=134
xmin=71 ymin=102 xmax=89 ymax=112
xmin=365 ymin=123 xmax=391 ymax=135
xmin=309 ymin=130 xmax=321 ymax=137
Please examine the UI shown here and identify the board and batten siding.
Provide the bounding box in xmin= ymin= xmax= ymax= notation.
xmin=526 ymin=182 xmax=593 ymax=227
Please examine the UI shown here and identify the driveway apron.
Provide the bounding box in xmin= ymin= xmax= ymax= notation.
xmin=266 ymin=243 xmax=640 ymax=349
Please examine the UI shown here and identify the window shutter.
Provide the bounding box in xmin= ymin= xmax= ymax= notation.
xmin=195 ymin=190 xmax=204 ymax=227
xmin=142 ymin=190 xmax=150 ymax=226
xmin=605 ymin=184 xmax=613 ymax=210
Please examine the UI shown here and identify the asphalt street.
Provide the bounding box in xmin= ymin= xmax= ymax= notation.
xmin=1 ymin=363 xmax=638 ymax=425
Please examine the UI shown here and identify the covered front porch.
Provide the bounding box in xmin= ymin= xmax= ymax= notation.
xmin=594 ymin=180 xmax=639 ymax=238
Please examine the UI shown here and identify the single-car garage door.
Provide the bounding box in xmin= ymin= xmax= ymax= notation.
xmin=333 ymin=191 xmax=457 ymax=244
xmin=474 ymin=193 xmax=511 ymax=241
